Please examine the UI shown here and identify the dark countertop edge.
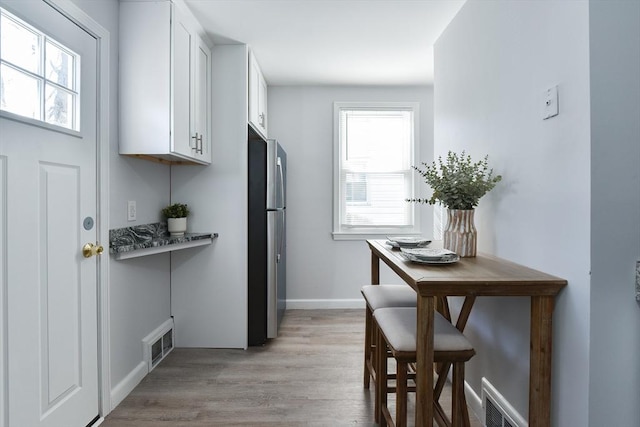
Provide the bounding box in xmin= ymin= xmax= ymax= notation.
xmin=109 ymin=232 xmax=218 ymax=254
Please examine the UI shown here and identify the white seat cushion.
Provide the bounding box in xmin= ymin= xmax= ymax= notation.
xmin=361 ymin=285 xmax=417 ymax=311
xmin=374 ymin=307 xmax=473 ymax=353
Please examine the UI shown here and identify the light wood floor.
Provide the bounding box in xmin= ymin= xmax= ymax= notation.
xmin=103 ymin=309 xmax=483 ymax=426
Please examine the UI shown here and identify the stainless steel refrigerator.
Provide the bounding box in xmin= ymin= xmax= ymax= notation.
xmin=248 ymin=134 xmax=287 ymax=346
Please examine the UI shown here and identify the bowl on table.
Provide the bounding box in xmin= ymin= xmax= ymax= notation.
xmin=399 ymin=247 xmax=460 ymax=264
xmin=385 ymin=236 xmax=431 ymax=249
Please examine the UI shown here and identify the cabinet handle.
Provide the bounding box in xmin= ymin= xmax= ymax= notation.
xmin=259 ymin=113 xmax=266 ymax=128
xmin=197 ymin=133 xmax=203 ymax=154
xmin=192 ymin=133 xmax=204 ymax=155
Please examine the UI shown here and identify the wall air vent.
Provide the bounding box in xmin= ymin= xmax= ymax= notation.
xmin=481 ymin=377 xmax=527 ymax=427
xmin=142 ymin=318 xmax=175 ymax=372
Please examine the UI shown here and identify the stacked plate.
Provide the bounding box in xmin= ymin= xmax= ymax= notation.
xmin=400 ymin=247 xmax=460 ymax=265
xmin=385 ymin=236 xmax=431 ymax=249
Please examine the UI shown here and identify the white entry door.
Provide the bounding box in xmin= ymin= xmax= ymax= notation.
xmin=0 ymin=1 xmax=100 ymax=426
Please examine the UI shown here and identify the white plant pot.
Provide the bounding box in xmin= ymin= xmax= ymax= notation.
xmin=167 ymin=217 xmax=187 ymax=236
xmin=443 ymin=209 xmax=477 ymax=257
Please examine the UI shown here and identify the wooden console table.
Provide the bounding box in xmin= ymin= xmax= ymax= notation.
xmin=367 ymin=240 xmax=567 ymax=427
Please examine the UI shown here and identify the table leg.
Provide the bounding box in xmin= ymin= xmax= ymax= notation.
xmin=416 ymin=294 xmax=434 ymax=427
xmin=436 ymin=296 xmax=477 ymax=400
xmin=455 ymin=296 xmax=476 ymax=332
xmin=371 ymin=252 xmax=380 ymax=285
xmin=529 ymin=296 xmax=555 ymax=427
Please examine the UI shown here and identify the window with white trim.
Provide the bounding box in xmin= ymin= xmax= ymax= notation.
xmin=0 ymin=7 xmax=80 ymax=131
xmin=333 ymin=102 xmax=420 ymax=239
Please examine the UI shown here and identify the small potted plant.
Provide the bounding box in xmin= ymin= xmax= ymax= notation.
xmin=162 ymin=203 xmax=190 ymax=237
xmin=408 ymin=151 xmax=501 ymax=257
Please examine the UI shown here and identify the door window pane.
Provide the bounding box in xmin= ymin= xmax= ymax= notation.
xmin=0 ymin=7 xmax=79 ymax=131
xmin=1 ymin=63 xmax=41 ymax=119
xmin=46 ymin=40 xmax=74 ymax=90
xmin=45 ymin=84 xmax=73 ymax=128
xmin=0 ymin=13 xmax=40 ymax=74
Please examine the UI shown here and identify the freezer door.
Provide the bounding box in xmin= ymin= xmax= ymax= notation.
xmin=276 ymin=209 xmax=286 ymax=329
xmin=266 ymin=211 xmax=278 ymax=338
xmin=267 ymin=208 xmax=286 ymax=338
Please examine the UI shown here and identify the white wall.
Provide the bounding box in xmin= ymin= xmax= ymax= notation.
xmin=69 ymin=0 xmax=172 ymax=407
xmin=170 ymin=44 xmax=249 ymax=348
xmin=434 ymin=0 xmax=592 ymax=424
xmin=588 ymin=1 xmax=640 ymax=425
xmin=268 ymin=86 xmax=434 ymax=307
xmin=108 ymin=156 xmax=171 ymax=394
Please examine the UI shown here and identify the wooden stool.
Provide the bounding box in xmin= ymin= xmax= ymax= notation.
xmin=361 ymin=285 xmax=417 ymax=389
xmin=374 ymin=307 xmax=475 ymax=427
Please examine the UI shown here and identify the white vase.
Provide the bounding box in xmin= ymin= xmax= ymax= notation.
xmin=167 ymin=217 xmax=187 ymax=236
xmin=443 ymin=209 xmax=477 ymax=257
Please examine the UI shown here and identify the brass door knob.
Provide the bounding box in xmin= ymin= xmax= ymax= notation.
xmin=83 ymin=242 xmax=104 ymax=258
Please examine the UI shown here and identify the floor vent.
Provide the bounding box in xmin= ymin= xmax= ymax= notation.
xmin=142 ymin=318 xmax=175 ymax=372
xmin=482 ymin=377 xmax=527 ymax=427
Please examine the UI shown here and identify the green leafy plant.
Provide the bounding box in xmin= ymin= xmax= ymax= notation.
xmin=161 ymin=203 xmax=190 ymax=218
xmin=408 ymin=151 xmax=502 ymax=210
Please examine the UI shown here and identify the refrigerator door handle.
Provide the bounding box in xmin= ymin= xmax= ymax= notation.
xmin=277 ymin=156 xmax=285 ymax=209
xmin=278 ymin=209 xmax=285 ymax=261
xmin=266 ymin=139 xmax=277 ymax=209
xmin=266 ymin=212 xmax=278 ymax=338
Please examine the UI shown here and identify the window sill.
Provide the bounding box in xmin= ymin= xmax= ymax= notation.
xmin=332 ymin=231 xmax=423 ymax=241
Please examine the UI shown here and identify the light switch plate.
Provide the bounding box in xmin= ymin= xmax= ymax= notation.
xmin=543 ymin=85 xmax=559 ymax=120
xmin=127 ymin=200 xmax=136 ymax=221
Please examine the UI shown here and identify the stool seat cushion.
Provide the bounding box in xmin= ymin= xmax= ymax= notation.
xmin=374 ymin=307 xmax=473 ymax=353
xmin=361 ymin=285 xmax=417 ymax=311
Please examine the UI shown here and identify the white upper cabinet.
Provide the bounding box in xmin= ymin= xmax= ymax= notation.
xmin=119 ymin=0 xmax=212 ymax=165
xmin=248 ymin=50 xmax=268 ymax=139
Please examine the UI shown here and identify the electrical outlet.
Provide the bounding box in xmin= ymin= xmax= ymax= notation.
xmin=127 ymin=200 xmax=136 ymax=221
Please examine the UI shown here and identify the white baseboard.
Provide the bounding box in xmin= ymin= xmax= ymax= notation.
xmin=286 ymin=299 xmax=365 ymax=309
xmin=465 ymin=380 xmax=483 ymax=425
xmin=110 ymin=361 xmax=147 ymax=411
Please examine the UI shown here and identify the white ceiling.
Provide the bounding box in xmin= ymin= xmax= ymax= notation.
xmin=184 ymin=0 xmax=466 ymax=86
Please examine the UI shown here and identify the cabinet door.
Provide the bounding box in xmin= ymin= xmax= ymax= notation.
xmin=172 ymin=14 xmax=194 ymax=158
xmin=194 ymin=35 xmax=211 ymax=163
xmin=119 ymin=1 xmax=172 ymax=156
xmin=248 ymin=55 xmax=260 ymax=129
xmin=257 ymin=70 xmax=268 ymax=135
xmin=248 ymin=51 xmax=267 ymax=138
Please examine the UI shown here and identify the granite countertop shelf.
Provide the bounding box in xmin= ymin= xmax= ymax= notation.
xmin=110 ymin=223 xmax=218 ymax=260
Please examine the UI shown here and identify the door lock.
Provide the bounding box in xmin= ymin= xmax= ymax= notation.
xmin=82 ymin=242 xmax=104 ymax=258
